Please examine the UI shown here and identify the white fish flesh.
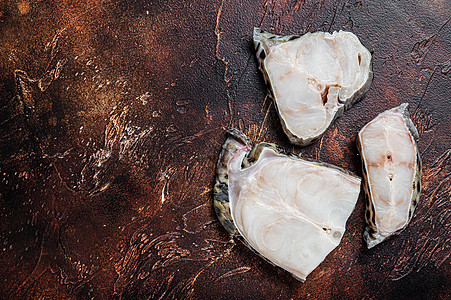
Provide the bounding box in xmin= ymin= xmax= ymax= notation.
xmin=214 ymin=129 xmax=361 ymax=281
xmin=254 ymin=28 xmax=373 ymax=146
xmin=357 ymin=103 xmax=422 ymax=248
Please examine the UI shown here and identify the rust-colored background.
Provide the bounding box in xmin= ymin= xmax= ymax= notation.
xmin=0 ymin=0 xmax=450 ymax=299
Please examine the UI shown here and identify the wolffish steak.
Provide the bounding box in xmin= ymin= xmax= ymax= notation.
xmin=357 ymin=104 xmax=422 ymax=248
xmin=254 ymin=28 xmax=373 ymax=146
xmin=214 ymin=129 xmax=361 ymax=281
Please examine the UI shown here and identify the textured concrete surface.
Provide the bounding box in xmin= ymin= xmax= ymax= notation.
xmin=0 ymin=0 xmax=449 ymax=298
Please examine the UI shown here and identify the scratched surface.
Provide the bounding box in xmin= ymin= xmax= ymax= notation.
xmin=0 ymin=0 xmax=450 ymax=298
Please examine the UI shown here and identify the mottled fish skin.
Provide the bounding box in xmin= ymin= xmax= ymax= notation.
xmin=213 ymin=128 xmax=251 ymax=235
xmin=253 ymin=27 xmax=373 ymax=146
xmin=357 ymin=103 xmax=422 ymax=248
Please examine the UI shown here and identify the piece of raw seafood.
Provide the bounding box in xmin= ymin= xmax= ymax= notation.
xmin=357 ymin=103 xmax=422 ymax=249
xmin=254 ymin=28 xmax=373 ymax=146
xmin=213 ymin=129 xmax=361 ymax=281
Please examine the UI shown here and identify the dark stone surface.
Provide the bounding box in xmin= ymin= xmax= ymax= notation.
xmin=0 ymin=0 xmax=449 ymax=298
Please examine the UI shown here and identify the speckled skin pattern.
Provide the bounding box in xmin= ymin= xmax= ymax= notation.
xmin=0 ymin=0 xmax=449 ymax=298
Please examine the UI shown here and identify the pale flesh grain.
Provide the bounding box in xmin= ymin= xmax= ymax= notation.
xmin=254 ymin=28 xmax=373 ymax=146
xmin=358 ymin=104 xmax=422 ymax=248
xmin=214 ymin=129 xmax=361 ymax=281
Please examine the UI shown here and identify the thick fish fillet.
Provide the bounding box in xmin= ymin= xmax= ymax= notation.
xmin=357 ymin=103 xmax=422 ymax=248
xmin=254 ymin=28 xmax=373 ymax=146
xmin=214 ymin=129 xmax=361 ymax=281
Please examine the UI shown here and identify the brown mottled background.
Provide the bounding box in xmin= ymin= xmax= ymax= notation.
xmin=0 ymin=0 xmax=449 ymax=299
